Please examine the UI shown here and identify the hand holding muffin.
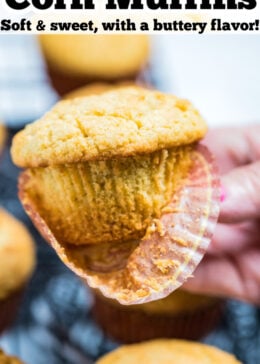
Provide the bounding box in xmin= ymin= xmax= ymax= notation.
xmin=185 ymin=125 xmax=260 ymax=305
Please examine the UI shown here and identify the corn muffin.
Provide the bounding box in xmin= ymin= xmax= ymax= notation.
xmin=39 ymin=35 xmax=150 ymax=95
xmin=11 ymin=87 xmax=220 ymax=304
xmin=93 ymin=289 xmax=224 ymax=343
xmin=12 ymin=87 xmax=206 ymax=246
xmin=96 ymin=339 xmax=241 ymax=364
xmin=68 ymin=84 xmax=224 ymax=337
xmin=0 ymin=209 xmax=35 ymax=333
xmin=0 ymin=349 xmax=24 ymax=364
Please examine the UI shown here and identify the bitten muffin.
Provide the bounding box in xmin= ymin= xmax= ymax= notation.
xmin=0 ymin=209 xmax=35 ymax=333
xmin=96 ymin=339 xmax=241 ymax=364
xmin=0 ymin=349 xmax=24 ymax=363
xmin=93 ymin=289 xmax=224 ymax=343
xmin=0 ymin=122 xmax=6 ymax=156
xmin=11 ymin=87 xmax=207 ymax=249
xmin=39 ymin=35 xmax=150 ymax=95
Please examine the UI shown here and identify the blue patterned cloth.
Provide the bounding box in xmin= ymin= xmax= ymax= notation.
xmin=0 ymin=35 xmax=57 ymax=128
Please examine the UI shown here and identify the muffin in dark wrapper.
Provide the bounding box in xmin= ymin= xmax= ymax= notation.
xmin=93 ymin=289 xmax=224 ymax=343
xmin=39 ymin=35 xmax=150 ymax=95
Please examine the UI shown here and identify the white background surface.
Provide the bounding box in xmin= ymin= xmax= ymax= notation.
xmin=154 ymin=35 xmax=260 ymax=128
xmin=0 ymin=34 xmax=259 ymax=128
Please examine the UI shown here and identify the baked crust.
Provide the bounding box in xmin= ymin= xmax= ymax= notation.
xmin=11 ymin=87 xmax=207 ymax=168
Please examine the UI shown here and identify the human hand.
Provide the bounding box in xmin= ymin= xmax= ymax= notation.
xmin=184 ymin=125 xmax=260 ymax=305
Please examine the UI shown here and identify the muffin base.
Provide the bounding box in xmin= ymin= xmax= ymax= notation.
xmin=0 ymin=288 xmax=24 ymax=334
xmin=28 ymin=147 xmax=191 ymax=246
xmin=92 ymin=294 xmax=225 ymax=343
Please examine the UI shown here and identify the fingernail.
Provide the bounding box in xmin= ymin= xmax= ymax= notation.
xmin=220 ymin=185 xmax=226 ymax=202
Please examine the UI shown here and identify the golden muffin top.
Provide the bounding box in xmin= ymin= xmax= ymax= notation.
xmin=0 ymin=350 xmax=24 ymax=364
xmin=11 ymin=87 xmax=207 ymax=168
xmin=96 ymin=340 xmax=241 ymax=364
xmin=0 ymin=122 xmax=6 ymax=155
xmin=0 ymin=209 xmax=35 ymax=300
xmin=39 ymin=34 xmax=149 ymax=79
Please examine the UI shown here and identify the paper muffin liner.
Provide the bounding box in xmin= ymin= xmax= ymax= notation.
xmin=28 ymin=147 xmax=185 ymax=246
xmin=19 ymin=144 xmax=220 ymax=305
xmin=92 ymin=293 xmax=225 ymax=343
xmin=0 ymin=288 xmax=24 ymax=334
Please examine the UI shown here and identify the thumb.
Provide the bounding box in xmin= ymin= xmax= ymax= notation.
xmin=220 ymin=160 xmax=260 ymax=224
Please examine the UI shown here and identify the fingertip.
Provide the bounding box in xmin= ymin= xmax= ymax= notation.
xmin=218 ymin=179 xmax=240 ymax=224
xmin=219 ymin=162 xmax=260 ymax=223
xmin=220 ymin=184 xmax=227 ymax=203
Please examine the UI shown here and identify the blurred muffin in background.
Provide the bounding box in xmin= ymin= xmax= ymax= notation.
xmin=0 ymin=208 xmax=35 ymax=334
xmin=93 ymin=289 xmax=224 ymax=343
xmin=0 ymin=349 xmax=25 ymax=363
xmin=0 ymin=122 xmax=6 ymax=157
xmin=96 ymin=339 xmax=241 ymax=364
xmin=39 ymin=35 xmax=150 ymax=95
